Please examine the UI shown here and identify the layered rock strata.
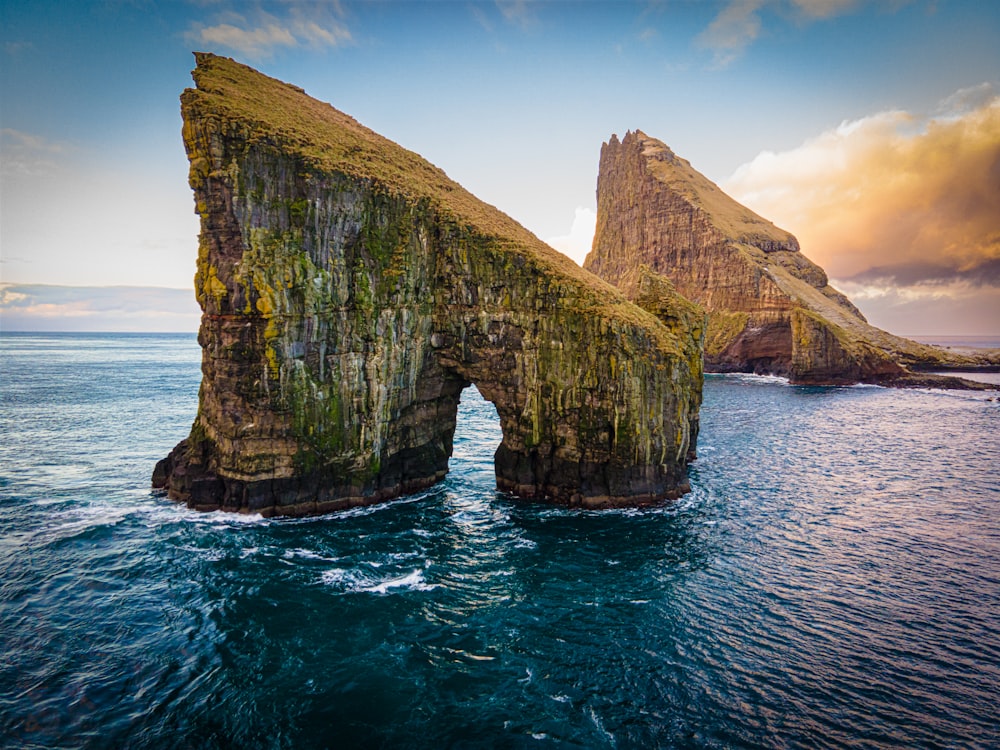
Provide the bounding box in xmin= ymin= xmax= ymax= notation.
xmin=153 ymin=54 xmax=702 ymax=516
xmin=584 ymin=130 xmax=997 ymax=387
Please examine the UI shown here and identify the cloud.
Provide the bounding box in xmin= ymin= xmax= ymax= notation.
xmin=831 ymin=278 xmax=1000 ymax=336
xmin=723 ymin=89 xmax=1000 ymax=301
xmin=470 ymin=1 xmax=538 ymax=33
xmin=697 ymin=0 xmax=861 ymax=65
xmin=469 ymin=4 xmax=494 ymax=33
xmin=186 ymin=5 xmax=351 ymax=59
xmin=0 ymin=129 xmax=68 ymax=176
xmin=194 ymin=21 xmax=297 ymax=58
xmin=935 ymin=82 xmax=996 ymax=117
xmin=789 ymin=0 xmax=860 ymax=19
xmin=697 ymin=0 xmax=765 ymax=66
xmin=0 ymin=285 xmax=201 ymax=332
xmin=4 ymin=41 xmax=34 ymax=56
xmin=546 ymin=207 xmax=596 ymax=266
xmin=496 ymin=0 xmax=537 ymax=30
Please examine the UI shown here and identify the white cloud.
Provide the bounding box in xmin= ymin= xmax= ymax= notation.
xmin=935 ymin=82 xmax=996 ymax=117
xmin=496 ymin=0 xmax=537 ymax=30
xmin=697 ymin=0 xmax=765 ymax=66
xmin=790 ymin=0 xmax=859 ymax=19
xmin=292 ymin=18 xmax=349 ymax=47
xmin=186 ymin=6 xmax=351 ymax=60
xmin=470 ymin=4 xmax=494 ymax=33
xmin=698 ymin=0 xmax=863 ymax=65
xmin=0 ymin=129 xmax=68 ymax=177
xmin=194 ymin=21 xmax=297 ymax=58
xmin=546 ymin=207 xmax=596 ymax=266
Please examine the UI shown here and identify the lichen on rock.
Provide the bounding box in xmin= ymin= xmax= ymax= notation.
xmin=153 ymin=54 xmax=703 ymax=516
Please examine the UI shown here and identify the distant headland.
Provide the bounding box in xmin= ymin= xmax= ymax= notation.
xmin=584 ymin=130 xmax=1000 ymax=389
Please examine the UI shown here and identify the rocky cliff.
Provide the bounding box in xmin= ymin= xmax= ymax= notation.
xmin=153 ymin=55 xmax=703 ymax=516
xmin=584 ymin=130 xmax=997 ymax=387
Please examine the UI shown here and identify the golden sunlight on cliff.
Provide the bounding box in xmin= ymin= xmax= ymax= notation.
xmin=723 ymin=91 xmax=1000 ymax=291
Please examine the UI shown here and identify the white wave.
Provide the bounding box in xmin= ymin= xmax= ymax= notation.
xmin=362 ymin=569 xmax=437 ymax=594
xmin=176 ymin=544 xmax=226 ymax=561
xmin=320 ymin=566 xmax=438 ymax=595
xmin=585 ymin=705 xmax=616 ymax=745
xmin=715 ymin=372 xmax=790 ymax=385
xmin=140 ymin=501 xmax=269 ymax=527
xmin=284 ymin=547 xmax=338 ymax=562
xmin=319 ymin=567 xmax=362 ymax=588
xmin=207 ymin=511 xmax=269 ymax=526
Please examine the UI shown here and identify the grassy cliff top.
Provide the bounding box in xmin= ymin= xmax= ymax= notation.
xmin=184 ymin=53 xmax=681 ymax=346
xmin=628 ymin=130 xmax=798 ymax=249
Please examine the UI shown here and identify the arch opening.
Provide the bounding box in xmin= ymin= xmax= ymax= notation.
xmin=447 ymin=384 xmax=502 ymax=489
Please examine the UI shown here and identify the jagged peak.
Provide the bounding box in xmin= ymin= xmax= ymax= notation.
xmin=608 ymin=129 xmax=799 ymax=254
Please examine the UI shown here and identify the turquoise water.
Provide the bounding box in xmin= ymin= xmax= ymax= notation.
xmin=1 ymin=333 xmax=998 ymax=749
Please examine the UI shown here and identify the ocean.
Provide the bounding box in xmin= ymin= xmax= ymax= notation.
xmin=1 ymin=332 xmax=998 ymax=749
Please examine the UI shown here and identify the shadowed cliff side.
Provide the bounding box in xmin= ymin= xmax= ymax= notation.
xmin=584 ymin=130 xmax=998 ymax=388
xmin=153 ymin=54 xmax=702 ymax=516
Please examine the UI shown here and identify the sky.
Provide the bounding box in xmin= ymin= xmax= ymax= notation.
xmin=1 ymin=0 xmax=998 ymax=335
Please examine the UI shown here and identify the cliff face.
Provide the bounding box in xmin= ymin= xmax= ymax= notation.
xmin=584 ymin=131 xmax=994 ymax=387
xmin=153 ymin=55 xmax=702 ymax=516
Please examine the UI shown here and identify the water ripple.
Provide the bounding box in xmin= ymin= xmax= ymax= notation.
xmin=2 ymin=336 xmax=999 ymax=748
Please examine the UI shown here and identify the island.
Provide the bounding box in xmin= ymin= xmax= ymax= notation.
xmin=153 ymin=55 xmax=703 ymax=516
xmin=584 ymin=131 xmax=998 ymax=387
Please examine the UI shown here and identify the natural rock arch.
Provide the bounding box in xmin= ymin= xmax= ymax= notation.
xmin=153 ymin=54 xmax=702 ymax=516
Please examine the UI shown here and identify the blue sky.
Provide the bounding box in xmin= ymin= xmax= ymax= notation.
xmin=1 ymin=0 xmax=998 ymax=333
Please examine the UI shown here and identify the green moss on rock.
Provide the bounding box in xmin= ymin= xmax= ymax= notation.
xmin=705 ymin=311 xmax=749 ymax=358
xmin=154 ymin=54 xmax=704 ymax=515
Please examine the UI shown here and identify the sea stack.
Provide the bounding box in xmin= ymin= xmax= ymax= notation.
xmin=153 ymin=55 xmax=703 ymax=516
xmin=584 ymin=130 xmax=993 ymax=387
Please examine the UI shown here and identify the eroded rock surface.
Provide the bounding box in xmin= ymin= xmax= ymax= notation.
xmin=584 ymin=130 xmax=997 ymax=387
xmin=153 ymin=55 xmax=702 ymax=516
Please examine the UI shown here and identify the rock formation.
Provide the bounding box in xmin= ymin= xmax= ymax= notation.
xmin=153 ymin=55 xmax=703 ymax=516
xmin=584 ymin=130 xmax=997 ymax=387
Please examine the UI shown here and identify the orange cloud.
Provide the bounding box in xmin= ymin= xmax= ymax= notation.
xmin=723 ymin=89 xmax=1000 ymax=291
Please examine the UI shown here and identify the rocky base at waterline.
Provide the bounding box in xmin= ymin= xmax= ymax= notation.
xmin=153 ymin=54 xmax=703 ymax=516
xmin=584 ymin=130 xmax=999 ymax=390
